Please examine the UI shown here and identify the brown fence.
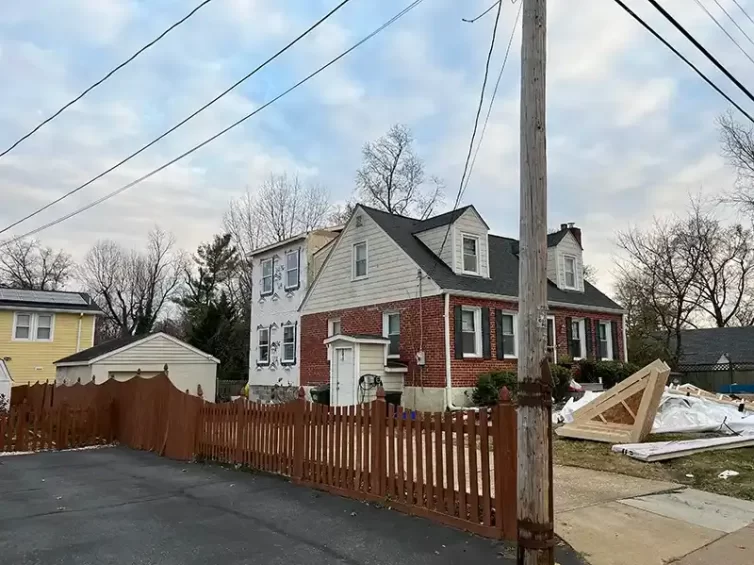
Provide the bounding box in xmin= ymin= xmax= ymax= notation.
xmin=195 ymin=390 xmax=517 ymax=539
xmin=5 ymin=377 xmax=518 ymax=541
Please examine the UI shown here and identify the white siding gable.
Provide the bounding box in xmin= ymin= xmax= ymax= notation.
xmin=415 ymin=224 xmax=454 ymax=268
xmin=453 ymin=208 xmax=489 ymax=277
xmin=554 ymin=232 xmax=584 ymax=292
xmin=100 ymin=334 xmax=217 ymax=365
xmin=301 ymin=209 xmax=442 ymax=314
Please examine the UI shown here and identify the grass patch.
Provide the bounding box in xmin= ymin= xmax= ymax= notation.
xmin=554 ymin=434 xmax=754 ymax=501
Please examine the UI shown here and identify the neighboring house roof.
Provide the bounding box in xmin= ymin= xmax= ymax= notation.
xmin=250 ymin=227 xmax=344 ymax=257
xmin=361 ymin=206 xmax=622 ymax=311
xmin=411 ymin=205 xmax=486 ymax=233
xmin=54 ymin=332 xmax=220 ymax=365
xmin=0 ymin=288 xmax=102 ymax=313
xmin=676 ymin=327 xmax=754 ymax=365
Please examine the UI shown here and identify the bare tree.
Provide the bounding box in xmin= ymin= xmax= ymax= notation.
xmin=719 ymin=112 xmax=754 ymax=212
xmin=356 ymin=124 xmax=443 ymax=219
xmin=78 ymin=228 xmax=187 ymax=337
xmin=583 ymin=264 xmax=598 ymax=285
xmin=682 ymin=200 xmax=754 ymax=327
xmin=0 ymin=238 xmax=73 ymax=290
xmin=616 ymin=218 xmax=703 ymax=366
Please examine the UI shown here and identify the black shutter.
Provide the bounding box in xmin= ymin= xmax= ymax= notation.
xmin=565 ymin=317 xmax=573 ymax=357
xmin=495 ymin=309 xmax=504 ymax=360
xmin=454 ymin=305 xmax=464 ymax=359
xmin=611 ymin=321 xmax=620 ymax=361
xmin=482 ymin=307 xmax=491 ymax=359
xmin=595 ymin=321 xmax=603 ymax=360
xmin=296 ymin=248 xmax=301 ymax=289
xmin=585 ymin=318 xmax=594 ymax=360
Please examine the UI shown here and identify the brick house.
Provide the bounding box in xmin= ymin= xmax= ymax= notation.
xmin=299 ymin=204 xmax=625 ymax=411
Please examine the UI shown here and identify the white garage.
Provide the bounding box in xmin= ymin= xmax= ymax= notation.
xmin=54 ymin=332 xmax=219 ymax=401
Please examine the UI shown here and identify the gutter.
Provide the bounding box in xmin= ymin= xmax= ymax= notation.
xmin=76 ymin=313 xmax=83 ymax=352
xmin=443 ymin=293 xmax=461 ymax=410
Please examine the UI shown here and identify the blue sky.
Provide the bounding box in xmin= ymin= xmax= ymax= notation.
xmin=1 ymin=0 xmax=753 ymax=294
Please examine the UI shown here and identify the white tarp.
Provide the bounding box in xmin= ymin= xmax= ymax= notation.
xmin=554 ymin=387 xmax=754 ymax=435
xmin=611 ymin=436 xmax=754 ymax=461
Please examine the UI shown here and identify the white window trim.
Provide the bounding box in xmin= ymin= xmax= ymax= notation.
xmin=281 ymin=323 xmax=296 ymax=364
xmin=12 ymin=312 xmax=55 ymax=342
xmin=382 ymin=311 xmax=401 ymax=359
xmin=328 ymin=318 xmax=342 ymax=337
xmin=284 ymin=250 xmax=300 ymax=290
xmin=261 ymin=257 xmax=274 ymax=296
xmin=546 ymin=315 xmax=557 ymax=363
xmin=461 ymin=306 xmax=483 ymax=358
xmin=461 ymin=233 xmax=480 ymax=275
xmin=352 ymin=241 xmax=368 ymax=281
xmin=257 ymin=327 xmax=270 ymax=365
xmin=571 ymin=318 xmax=586 ymax=360
xmin=599 ymin=321 xmax=613 ymax=361
xmin=563 ymin=254 xmax=578 ymax=290
xmin=499 ymin=311 xmax=517 ymax=359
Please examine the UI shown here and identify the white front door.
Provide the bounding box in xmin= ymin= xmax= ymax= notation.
xmin=333 ymin=347 xmax=355 ymax=406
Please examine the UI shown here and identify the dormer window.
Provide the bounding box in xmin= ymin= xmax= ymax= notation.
xmin=564 ymin=255 xmax=576 ymax=289
xmin=462 ymin=234 xmax=479 ymax=274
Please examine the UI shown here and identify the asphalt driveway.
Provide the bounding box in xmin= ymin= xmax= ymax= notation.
xmin=0 ymin=447 xmax=584 ymax=564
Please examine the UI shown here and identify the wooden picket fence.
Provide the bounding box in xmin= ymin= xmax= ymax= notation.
xmin=194 ymin=390 xmax=517 ymax=539
xmin=5 ymin=376 xmax=518 ymax=540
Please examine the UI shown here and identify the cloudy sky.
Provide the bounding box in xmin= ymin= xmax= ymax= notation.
xmin=1 ymin=0 xmax=753 ymax=295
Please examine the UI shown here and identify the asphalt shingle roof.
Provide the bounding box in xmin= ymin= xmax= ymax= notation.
xmin=361 ymin=206 xmax=622 ymax=311
xmin=55 ymin=333 xmax=148 ymax=364
xmin=676 ymin=327 xmax=754 ymax=365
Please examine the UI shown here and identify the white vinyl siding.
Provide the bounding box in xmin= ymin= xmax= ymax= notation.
xmin=453 ymin=208 xmax=489 ymax=277
xmin=303 ymin=211 xmax=441 ymax=313
xmin=415 ymin=224 xmax=454 ymax=266
xmin=98 ymin=334 xmax=214 ymax=365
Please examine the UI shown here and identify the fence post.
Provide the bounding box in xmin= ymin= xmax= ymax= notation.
xmin=495 ymin=386 xmax=518 ymax=540
xmin=293 ymin=387 xmax=306 ymax=481
xmin=371 ymin=387 xmax=386 ymax=496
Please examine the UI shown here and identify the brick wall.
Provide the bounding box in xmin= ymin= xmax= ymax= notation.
xmin=300 ymin=294 xmax=624 ymax=389
xmin=300 ymin=296 xmax=445 ymax=387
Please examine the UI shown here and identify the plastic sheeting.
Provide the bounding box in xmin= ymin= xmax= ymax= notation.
xmin=553 ymin=388 xmax=754 ymax=435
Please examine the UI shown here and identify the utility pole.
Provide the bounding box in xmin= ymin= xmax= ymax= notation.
xmin=517 ymin=0 xmax=553 ymax=564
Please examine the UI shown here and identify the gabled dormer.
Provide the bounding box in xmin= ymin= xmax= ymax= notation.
xmin=547 ymin=223 xmax=584 ymax=292
xmin=414 ymin=206 xmax=490 ymax=277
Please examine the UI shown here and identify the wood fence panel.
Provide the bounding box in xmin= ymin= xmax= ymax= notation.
xmin=479 ymin=410 xmax=491 ymax=528
xmin=455 ymin=411 xmax=467 ymax=520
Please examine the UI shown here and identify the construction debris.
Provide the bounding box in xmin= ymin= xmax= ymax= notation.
xmin=612 ymin=436 xmax=754 ymax=462
xmin=555 ymin=360 xmax=670 ymax=444
xmin=718 ymin=470 xmax=740 ymax=480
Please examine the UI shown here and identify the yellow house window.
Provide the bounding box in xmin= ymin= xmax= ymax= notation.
xmin=13 ymin=312 xmax=55 ymax=342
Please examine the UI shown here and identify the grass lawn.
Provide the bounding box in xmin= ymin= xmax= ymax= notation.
xmin=554 ymin=434 xmax=754 ymax=501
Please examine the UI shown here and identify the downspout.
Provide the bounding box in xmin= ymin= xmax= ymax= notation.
xmin=76 ymin=313 xmax=83 ymax=352
xmin=621 ymin=312 xmax=628 ymax=362
xmin=443 ymin=293 xmax=461 ymax=410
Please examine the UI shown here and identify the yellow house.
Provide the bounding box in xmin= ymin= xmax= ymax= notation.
xmin=0 ymin=289 xmax=102 ymax=386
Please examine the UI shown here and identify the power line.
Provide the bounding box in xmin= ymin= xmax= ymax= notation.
xmin=0 ymin=0 xmax=216 ymax=160
xmin=0 ymin=0 xmax=356 ymax=236
xmin=462 ymin=0 xmax=501 ymax=23
xmin=691 ymin=0 xmax=754 ymax=66
xmin=731 ymin=0 xmax=754 ymax=28
xmin=611 ymin=0 xmax=754 ymax=124
xmin=461 ymin=0 xmax=522 ymax=201
xmin=642 ymin=0 xmax=754 ymax=108
xmin=431 ymin=0 xmax=503 ymax=278
xmin=711 ymin=0 xmax=754 ymax=50
xmin=0 ymin=0 xmax=429 ymax=247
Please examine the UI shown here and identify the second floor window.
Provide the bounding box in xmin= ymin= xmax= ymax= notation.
xmin=462 ymin=235 xmax=479 ymax=274
xmin=258 ymin=327 xmax=270 ymax=364
xmin=564 ymin=255 xmax=576 ymax=288
xmin=13 ymin=312 xmax=54 ymax=342
xmin=261 ymin=258 xmax=273 ymax=295
xmin=353 ymin=242 xmax=367 ymax=279
xmin=285 ymin=250 xmax=299 ymax=290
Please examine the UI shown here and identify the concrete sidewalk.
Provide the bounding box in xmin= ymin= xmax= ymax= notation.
xmin=554 ymin=466 xmax=754 ymax=565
